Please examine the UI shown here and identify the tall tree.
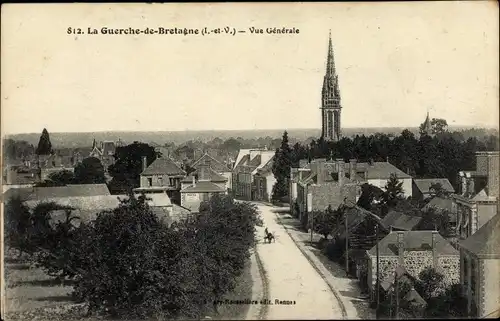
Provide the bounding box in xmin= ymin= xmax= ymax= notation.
xmin=36 ymin=128 xmax=53 ymax=155
xmin=383 ymin=173 xmax=404 ymax=209
xmin=271 ymin=131 xmax=292 ymax=201
xmin=74 ymin=157 xmax=106 ymax=184
xmin=108 ymin=142 xmax=159 ymax=193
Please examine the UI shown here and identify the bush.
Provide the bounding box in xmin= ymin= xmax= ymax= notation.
xmin=323 ymin=239 xmax=345 ymax=262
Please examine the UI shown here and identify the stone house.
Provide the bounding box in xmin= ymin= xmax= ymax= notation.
xmin=180 ymin=163 xmax=226 ymax=212
xmin=366 ymin=230 xmax=460 ymax=302
xmin=134 ymin=156 xmax=186 ymax=205
xmin=412 ymin=178 xmax=455 ymax=201
xmin=458 ymin=213 xmax=500 ymax=318
xmin=232 ymin=148 xmax=275 ymax=201
xmin=453 ymin=151 xmax=499 ymax=240
xmin=190 ymin=153 xmax=232 ymax=191
xmin=294 ymin=158 xmax=360 ymax=223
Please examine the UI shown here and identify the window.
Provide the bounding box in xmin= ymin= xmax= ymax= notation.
xmin=147 ymin=178 xmax=152 ymax=187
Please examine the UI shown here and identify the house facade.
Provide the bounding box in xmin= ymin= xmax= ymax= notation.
xmin=453 ymin=151 xmax=499 ymax=240
xmin=366 ymin=230 xmax=460 ymax=302
xmin=458 ymin=213 xmax=500 ymax=318
xmin=232 ymin=148 xmax=275 ymax=201
xmin=134 ymin=156 xmax=186 ymax=205
xmin=190 ymin=153 xmax=232 ymax=191
xmin=180 ymin=163 xmax=226 ymax=212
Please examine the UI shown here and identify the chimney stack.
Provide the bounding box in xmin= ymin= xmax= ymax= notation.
xmin=466 ymin=172 xmax=474 ymax=196
xmin=349 ymin=159 xmax=357 ymax=180
xmin=142 ymin=156 xmax=147 ymax=172
xmin=431 ymin=230 xmax=438 ymax=267
xmin=192 ymin=175 xmax=196 ymax=187
xmin=397 ymin=231 xmax=405 ymax=265
xmin=337 ymin=159 xmax=345 ymax=185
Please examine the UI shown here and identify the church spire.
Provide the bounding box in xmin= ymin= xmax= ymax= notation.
xmin=321 ymin=31 xmax=342 ymax=142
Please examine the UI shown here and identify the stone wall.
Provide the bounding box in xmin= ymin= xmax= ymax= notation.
xmin=310 ymin=182 xmax=357 ymax=211
xmin=438 ymin=255 xmax=460 ymax=285
xmin=403 ymin=250 xmax=434 ymax=279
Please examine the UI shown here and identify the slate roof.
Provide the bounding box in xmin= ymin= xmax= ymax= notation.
xmin=381 ymin=210 xmax=423 ymax=231
xmin=459 ymin=213 xmax=500 ymax=258
xmin=192 ymin=153 xmax=231 ymax=172
xmin=367 ymin=231 xmax=459 ymax=257
xmin=248 ymin=155 xmax=262 ymax=167
xmin=180 ymin=181 xmax=226 ymax=193
xmin=2 ymin=184 xmax=110 ymax=202
xmin=141 ymin=157 xmax=186 ymax=176
xmin=422 ymin=197 xmax=456 ymax=212
xmin=413 ymin=178 xmax=455 ymax=194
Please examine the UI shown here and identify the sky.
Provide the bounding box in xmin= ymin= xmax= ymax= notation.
xmin=1 ymin=2 xmax=499 ymax=135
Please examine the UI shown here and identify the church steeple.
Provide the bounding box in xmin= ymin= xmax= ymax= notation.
xmin=321 ymin=31 xmax=342 ymax=142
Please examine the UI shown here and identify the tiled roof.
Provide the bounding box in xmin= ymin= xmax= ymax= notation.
xmin=141 ymin=157 xmax=186 ymax=176
xmin=381 ymin=210 xmax=422 ymax=231
xmin=356 ymin=162 xmax=411 ymax=180
xmin=367 ymin=231 xmax=459 ymax=257
xmin=180 ymin=181 xmax=226 ymax=193
xmin=192 ymin=153 xmax=231 ymax=172
xmin=459 ymin=214 xmax=500 ymax=258
xmin=413 ymin=178 xmax=455 ymax=194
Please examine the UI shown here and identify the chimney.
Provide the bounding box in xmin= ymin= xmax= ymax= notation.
xmin=466 ymin=172 xmax=475 ymax=196
xmin=192 ymin=175 xmax=196 ymax=187
xmin=349 ymin=159 xmax=357 ymax=180
xmin=431 ymin=230 xmax=439 ymax=267
xmin=337 ymin=159 xmax=345 ymax=185
xmin=397 ymin=231 xmax=405 ymax=265
xmin=142 ymin=156 xmax=147 ymax=172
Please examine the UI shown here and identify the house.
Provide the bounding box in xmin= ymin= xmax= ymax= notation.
xmin=412 ymin=178 xmax=455 ymax=201
xmin=180 ymin=163 xmax=226 ymax=212
xmin=366 ymin=230 xmax=460 ymax=302
xmin=191 ymin=153 xmax=232 ymax=191
xmin=453 ymin=151 xmax=499 ymax=240
xmin=331 ymin=204 xmax=387 ymax=279
xmin=89 ymin=139 xmax=118 ymax=170
xmin=294 ymin=159 xmax=361 ymax=222
xmin=458 ymin=213 xmax=500 ymax=318
xmin=421 ymin=196 xmax=458 ymax=238
xmin=134 ymin=156 xmax=186 ymax=205
xmin=253 ymin=156 xmax=276 ymax=203
xmin=232 ymin=148 xmax=275 ymax=201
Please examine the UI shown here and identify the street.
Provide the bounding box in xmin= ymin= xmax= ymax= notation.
xmin=254 ymin=203 xmax=344 ymax=319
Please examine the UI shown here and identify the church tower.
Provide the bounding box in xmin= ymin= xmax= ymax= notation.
xmin=321 ymin=31 xmax=342 ymax=142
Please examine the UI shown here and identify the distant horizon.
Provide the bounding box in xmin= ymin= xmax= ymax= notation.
xmin=4 ymin=124 xmax=499 ymax=137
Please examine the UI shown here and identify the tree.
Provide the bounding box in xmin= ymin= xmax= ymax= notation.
xmin=415 ymin=267 xmax=445 ymax=300
xmin=107 ymin=142 xmax=159 ymax=193
xmin=271 ymin=131 xmax=292 ymax=201
xmin=73 ymin=157 xmax=106 ymax=184
xmin=431 ymin=118 xmax=448 ymax=135
xmin=47 ymin=170 xmax=75 ymax=185
xmin=429 ymin=182 xmax=449 ymax=198
xmin=4 ymin=196 xmax=33 ymax=256
xmin=357 ymin=183 xmax=385 ymax=211
xmin=383 ymin=173 xmax=404 ymax=208
xmin=312 ymin=205 xmax=342 ymax=239
xmin=36 ymin=128 xmax=53 ymax=155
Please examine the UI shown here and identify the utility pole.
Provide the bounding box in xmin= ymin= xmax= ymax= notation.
xmin=345 ymin=208 xmax=349 ymax=275
xmin=310 ymin=211 xmax=314 ymax=244
xmin=395 ymin=269 xmax=400 ymax=319
xmin=376 ymin=223 xmax=380 ymax=319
